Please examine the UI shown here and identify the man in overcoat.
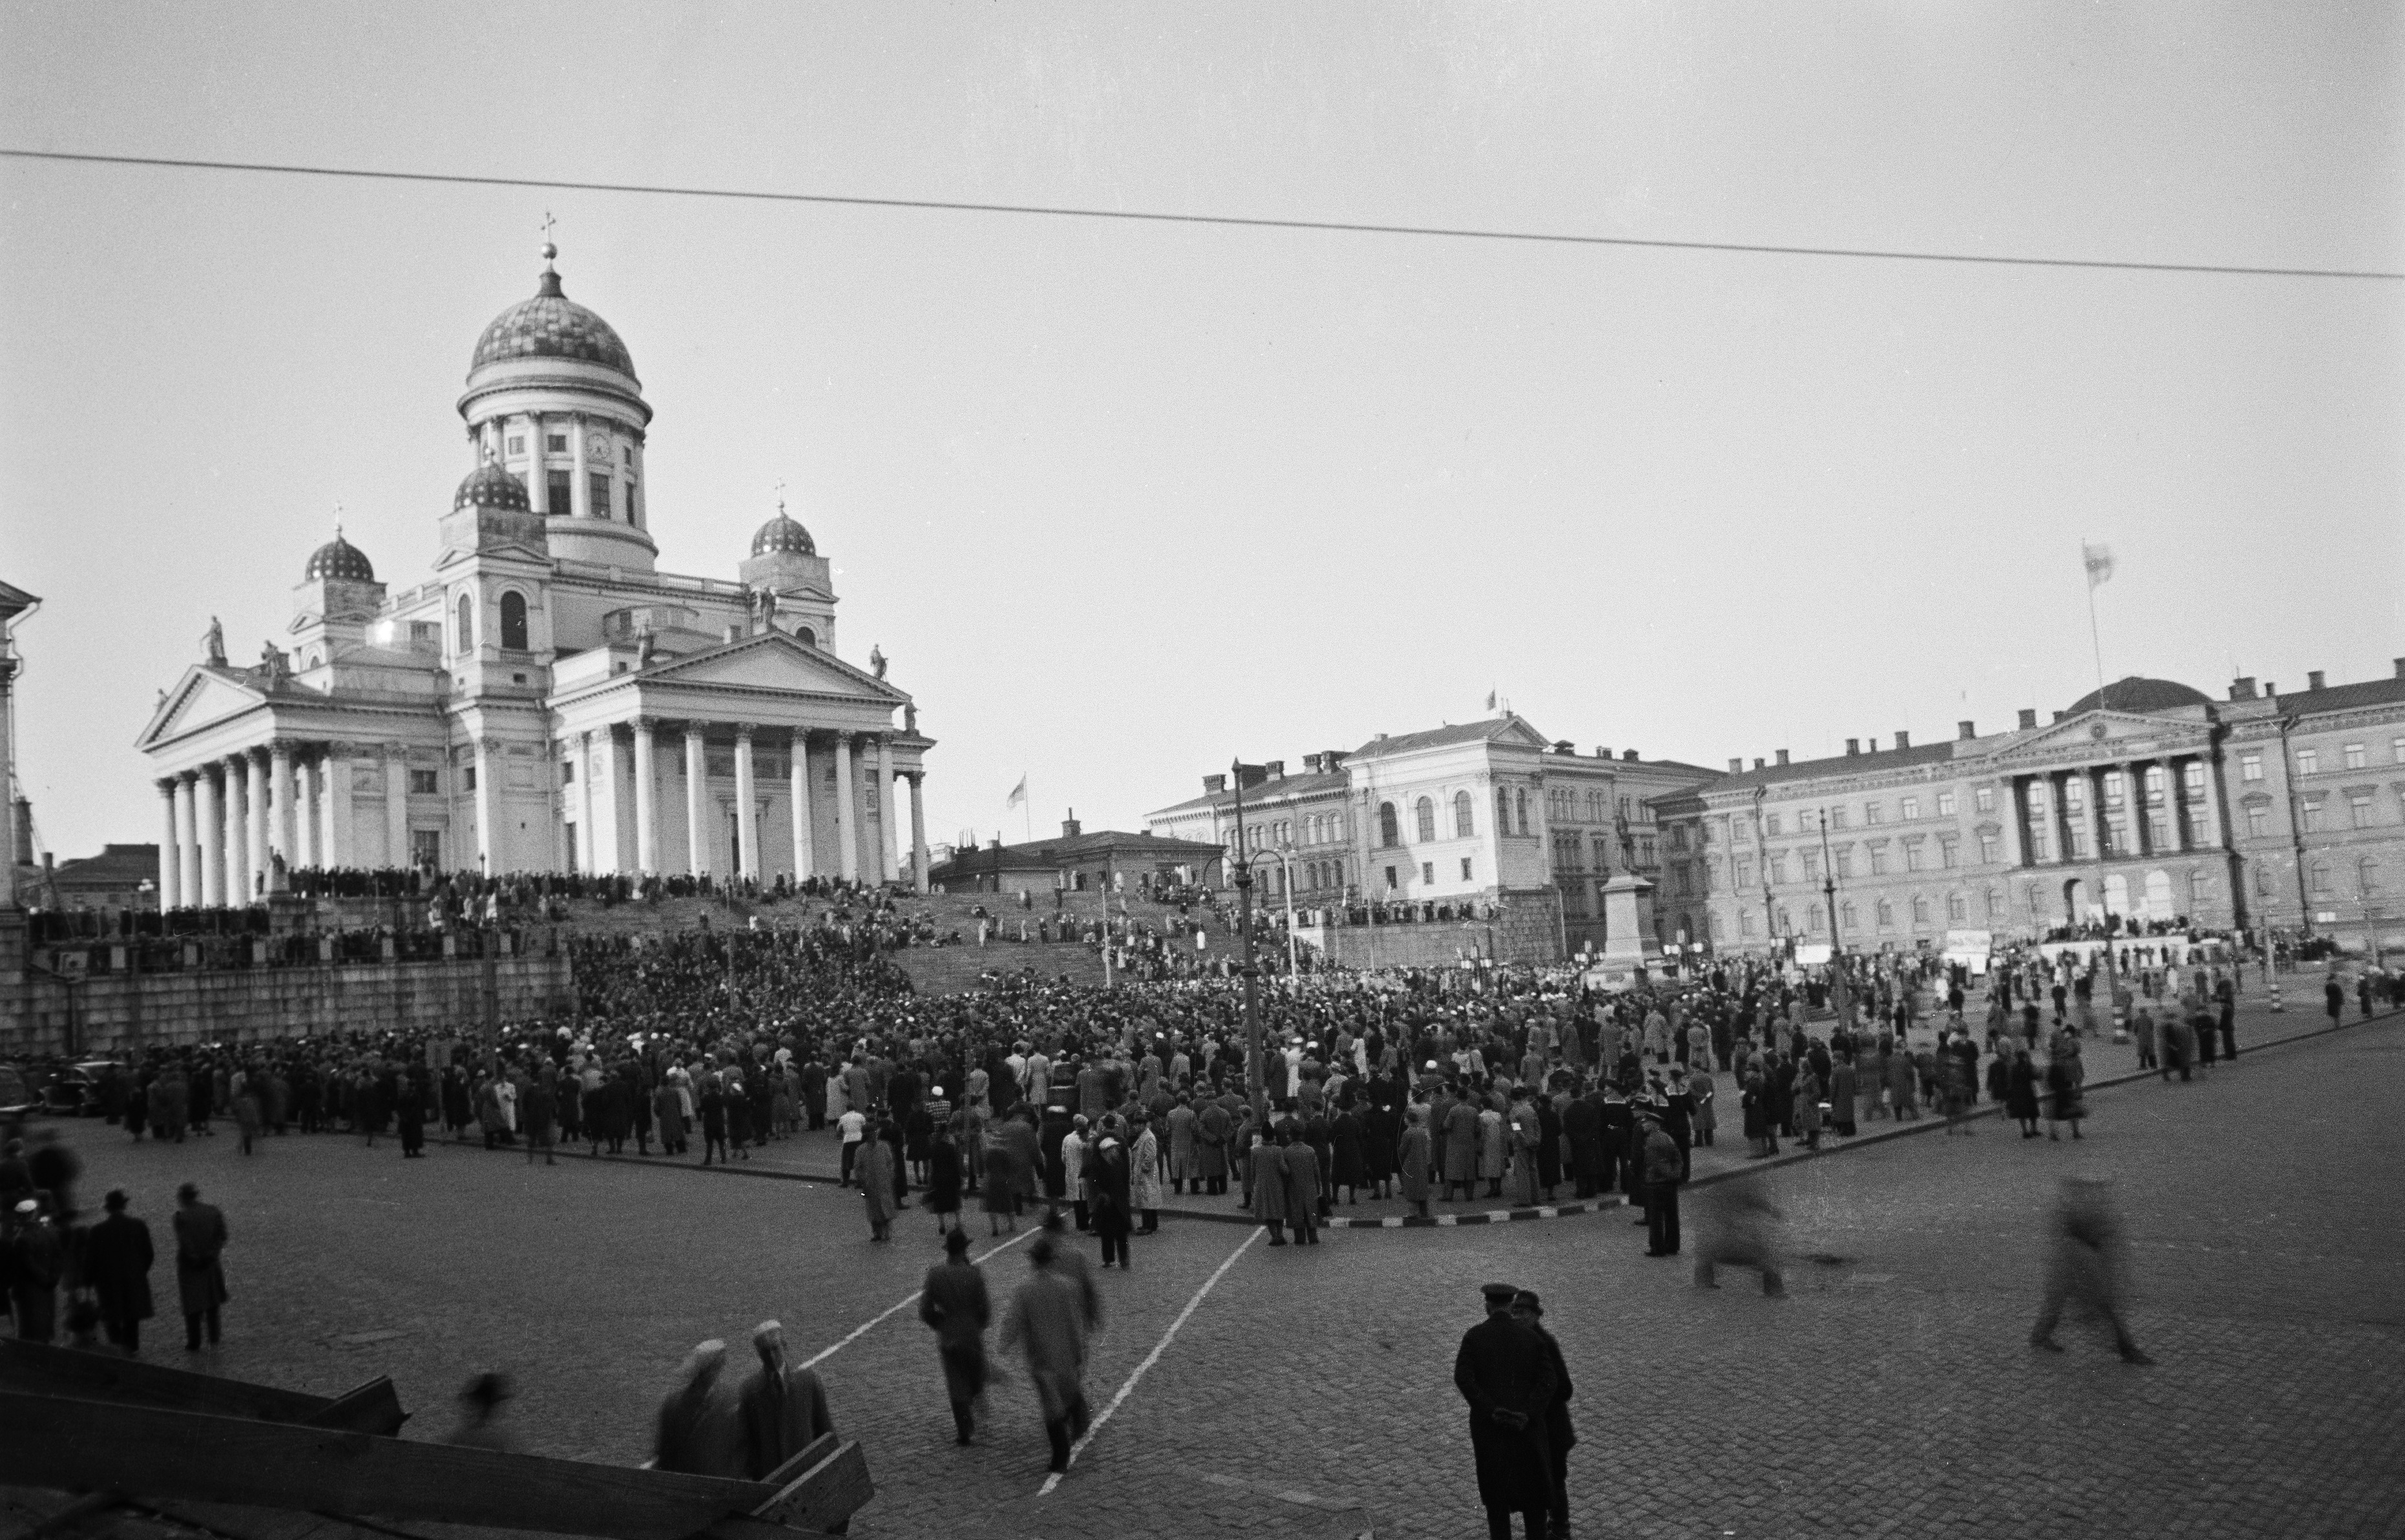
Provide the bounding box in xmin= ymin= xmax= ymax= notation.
xmin=1454 ymin=1282 xmax=1557 ymax=1540
xmin=84 ymin=1189 xmax=155 ymax=1354
xmin=171 ymin=1181 xmax=229 ymax=1350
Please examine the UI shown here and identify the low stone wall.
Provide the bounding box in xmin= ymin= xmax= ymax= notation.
xmin=2 ymin=932 xmax=574 ymax=1055
xmin=1307 ymin=890 xmax=1564 ymax=970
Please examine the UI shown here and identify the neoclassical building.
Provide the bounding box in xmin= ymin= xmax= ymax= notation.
xmin=138 ymin=245 xmax=933 ymax=901
xmin=1653 ymin=665 xmax=2405 ymax=957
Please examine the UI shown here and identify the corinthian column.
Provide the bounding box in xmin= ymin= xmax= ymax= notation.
xmin=832 ymin=731 xmax=857 ymax=882
xmin=684 ymin=725 xmax=710 ymax=877
xmin=175 ymin=773 xmax=200 ymax=904
xmin=907 ymin=769 xmax=929 ymax=895
xmin=195 ymin=766 xmax=224 ymax=907
xmin=222 ymin=755 xmax=250 ymax=902
xmin=876 ymin=736 xmax=898 ymax=883
xmin=734 ymin=723 xmax=760 ymax=879
xmin=633 ymin=717 xmax=660 ymax=875
xmin=158 ymin=779 xmax=182 ymax=910
xmin=789 ymin=730 xmax=814 ymax=880
xmin=269 ymin=740 xmax=298 ymax=884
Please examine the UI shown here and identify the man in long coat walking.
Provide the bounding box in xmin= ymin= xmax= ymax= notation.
xmin=170 ymin=1182 xmax=229 ymax=1351
xmin=1455 ymin=1282 xmax=1557 ymax=1540
xmin=998 ymin=1234 xmax=1095 ymax=1475
xmin=84 ymin=1189 xmax=156 ymax=1354
xmin=918 ymin=1227 xmax=992 ymax=1444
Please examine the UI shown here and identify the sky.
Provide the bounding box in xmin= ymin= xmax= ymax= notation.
xmin=2 ymin=1 xmax=2399 ymax=864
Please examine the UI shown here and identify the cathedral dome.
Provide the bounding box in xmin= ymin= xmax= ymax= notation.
xmin=751 ymin=510 xmax=816 ymax=557
xmin=304 ymin=530 xmax=374 ymax=583
xmin=2064 ymin=676 xmax=2212 ymax=715
xmin=471 ymin=265 xmax=635 ymax=378
xmin=455 ymin=460 xmax=530 ymax=512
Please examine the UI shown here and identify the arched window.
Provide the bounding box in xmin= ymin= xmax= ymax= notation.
xmin=1378 ymin=802 xmax=1400 ymax=848
xmin=1912 ymin=894 xmax=1931 ymax=924
xmin=1454 ymin=789 xmax=1474 ymax=838
xmin=793 ymin=625 xmax=817 ymax=647
xmin=1497 ymin=788 xmax=1511 ymax=833
xmin=1515 ymin=788 xmax=1530 ymax=835
xmin=455 ymin=592 xmax=473 ymax=653
xmin=1414 ymin=796 xmax=1436 ymax=843
xmin=1875 ymin=898 xmax=1894 ymax=928
xmin=499 ymin=590 xmax=529 ymax=651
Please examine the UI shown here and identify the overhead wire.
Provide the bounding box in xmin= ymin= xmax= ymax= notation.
xmin=3 ymin=147 xmax=2398 ymax=282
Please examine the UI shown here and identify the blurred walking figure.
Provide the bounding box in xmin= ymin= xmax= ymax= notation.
xmin=444 ymin=1372 xmax=518 ymax=1451
xmin=1692 ymin=1183 xmax=1787 ymax=1296
xmin=918 ymin=1227 xmax=992 ymax=1445
xmin=2030 ymin=1176 xmax=2153 ymax=1366
xmin=998 ymin=1233 xmax=1097 ymax=1475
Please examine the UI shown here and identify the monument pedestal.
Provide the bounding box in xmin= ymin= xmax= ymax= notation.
xmin=1599 ymin=873 xmax=1662 ymax=968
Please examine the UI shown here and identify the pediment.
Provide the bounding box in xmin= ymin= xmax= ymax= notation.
xmin=640 ymin=631 xmax=907 ymax=702
xmin=139 ymin=667 xmax=267 ymax=749
xmin=1493 ymin=718 xmax=1555 ymax=750
xmin=1988 ymin=709 xmax=2212 ymax=767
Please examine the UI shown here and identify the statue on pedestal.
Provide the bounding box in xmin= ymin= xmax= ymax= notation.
xmin=202 ymin=616 xmax=226 ymax=665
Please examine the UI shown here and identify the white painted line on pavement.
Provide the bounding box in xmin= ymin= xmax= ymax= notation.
xmin=799 ymin=1227 xmax=1035 ymax=1370
xmin=1037 ymin=1224 xmax=1265 ymax=1496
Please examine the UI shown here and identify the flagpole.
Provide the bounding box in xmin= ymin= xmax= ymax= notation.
xmin=2083 ymin=545 xmax=2108 ymax=699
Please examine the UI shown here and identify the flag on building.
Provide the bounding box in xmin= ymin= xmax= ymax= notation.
xmin=1005 ymin=775 xmax=1027 ymax=809
xmin=2082 ymin=541 xmax=2115 ymax=589
xmin=1485 ymin=689 xmax=1498 ymax=711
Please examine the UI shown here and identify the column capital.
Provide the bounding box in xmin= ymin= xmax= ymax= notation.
xmin=269 ymin=738 xmax=300 ymax=758
xmin=478 ymin=736 xmax=505 ymax=754
xmin=904 ymin=768 xmax=925 ymax=786
xmin=682 ymin=720 xmax=710 ymax=741
xmin=789 ymin=727 xmax=812 ymax=749
xmin=632 ymin=714 xmax=658 ymax=732
xmin=383 ymin=740 xmax=408 ymax=758
xmin=176 ymin=767 xmax=202 ymax=785
xmin=834 ymin=729 xmax=856 ymax=745
xmin=733 ymin=721 xmax=757 ymax=740
xmin=325 ymin=739 xmax=355 ymax=759
xmin=158 ymin=776 xmax=180 ymax=796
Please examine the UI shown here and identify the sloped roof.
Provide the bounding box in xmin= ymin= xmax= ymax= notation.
xmin=1148 ymin=768 xmax=1350 ymax=818
xmin=1351 ymin=715 xmax=1548 ymax=758
xmin=2274 ymin=674 xmax=2405 ymax=716
xmin=1679 ymin=738 xmax=1964 ymax=798
xmin=52 ymin=844 xmax=160 ymax=888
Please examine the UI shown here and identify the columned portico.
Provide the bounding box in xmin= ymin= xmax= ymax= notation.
xmin=157 ymin=780 xmax=182 ymax=909
xmin=832 ymin=731 xmax=857 ymax=882
xmin=734 ymin=723 xmax=759 ymax=879
xmin=683 ymin=725 xmax=709 ymax=878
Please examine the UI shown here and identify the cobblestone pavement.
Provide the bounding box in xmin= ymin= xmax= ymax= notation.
xmin=37 ymin=1003 xmax=2402 ymax=1539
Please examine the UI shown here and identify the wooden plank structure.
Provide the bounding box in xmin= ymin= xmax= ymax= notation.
xmin=0 ymin=1344 xmax=870 ymax=1540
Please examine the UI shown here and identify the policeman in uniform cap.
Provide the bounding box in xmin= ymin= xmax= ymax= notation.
xmin=1453 ymin=1282 xmax=1557 ymax=1540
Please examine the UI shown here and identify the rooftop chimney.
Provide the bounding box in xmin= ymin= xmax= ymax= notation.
xmin=1728 ymin=758 xmax=1743 ymax=773
xmin=2395 ymin=658 xmax=2405 ymax=680
xmin=2263 ymin=682 xmax=2277 ymax=699
xmin=1845 ymin=739 xmax=1860 ymax=756
xmin=2052 ymin=711 xmax=2066 ymax=723
xmin=1264 ymin=760 xmax=1285 ymax=779
xmin=1062 ymin=810 xmax=1082 ymax=838
xmin=2229 ymin=677 xmax=2257 ymax=701
xmin=1775 ymin=749 xmax=1790 ymax=766
xmin=1621 ymin=749 xmax=1638 ymax=762
xmin=1958 ymin=720 xmax=1976 ymax=740
xmin=1753 ymin=758 xmax=1767 ymax=771
xmin=2306 ymin=671 xmax=2326 ymax=691
xmin=1202 ymin=774 xmax=1226 ymax=795
xmin=1595 ymin=746 xmax=1611 ymax=758
xmin=1895 ymin=731 xmax=1911 ymax=749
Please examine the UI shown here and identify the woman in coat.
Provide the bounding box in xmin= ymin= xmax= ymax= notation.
xmin=1792 ymin=1066 xmax=1825 ymax=1150
xmin=2006 ymin=1048 xmax=2042 ymax=1137
xmin=1166 ymin=1098 xmax=1198 ymax=1194
xmin=1396 ymin=1105 xmax=1433 ymax=1217
xmin=1329 ymin=1103 xmax=1366 ymax=1203
xmin=1502 ymin=1094 xmax=1541 ymax=1207
xmin=1360 ymin=1099 xmax=1399 ymax=1198
xmin=1128 ymin=1115 xmax=1164 ymax=1234
xmin=1827 ymin=1059 xmax=1858 ymax=1139
xmin=1195 ymin=1099 xmax=1230 ymax=1196
xmin=859 ymin=1119 xmax=899 ymax=1242
xmin=1478 ymin=1102 xmax=1508 ymax=1198
xmin=925 ymin=1125 xmax=964 ymax=1232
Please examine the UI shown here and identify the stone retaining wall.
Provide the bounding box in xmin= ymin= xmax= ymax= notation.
xmin=1307 ymin=890 xmax=1565 ymax=970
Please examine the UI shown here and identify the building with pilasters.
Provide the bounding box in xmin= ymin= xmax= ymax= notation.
xmin=1652 ymin=666 xmax=2405 ymax=957
xmin=136 ymin=245 xmax=934 ymax=901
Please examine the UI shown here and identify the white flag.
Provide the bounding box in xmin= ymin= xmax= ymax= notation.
xmin=2082 ymin=542 xmax=2114 ymax=590
xmin=1005 ymin=776 xmax=1027 ymax=809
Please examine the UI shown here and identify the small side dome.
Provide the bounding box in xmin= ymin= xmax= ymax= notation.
xmin=304 ymin=530 xmax=374 ymax=583
xmin=751 ymin=510 xmax=815 ymax=557
xmin=456 ymin=460 xmax=530 ymax=512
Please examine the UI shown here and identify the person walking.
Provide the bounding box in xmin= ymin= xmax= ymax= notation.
xmin=1089 ymin=1118 xmax=1133 ymax=1270
xmin=1129 ymin=1111 xmax=1164 ymax=1236
xmin=1639 ymin=1109 xmax=1683 ymax=1257
xmin=171 ymin=1182 xmax=229 ymax=1351
xmin=737 ymin=1320 xmax=836 ymax=1479
xmin=6 ymin=1200 xmax=62 ymax=1342
xmin=652 ymin=1340 xmax=740 ymax=1475
xmin=1283 ymin=1125 xmax=1322 ymax=1246
xmin=860 ymin=1116 xmax=900 ymax=1243
xmin=1453 ymin=1281 xmax=1557 ymax=1540
xmin=2030 ymin=1176 xmax=2152 ymax=1365
xmin=1508 ymin=1291 xmax=1576 ymax=1540
xmin=918 ymin=1227 xmax=992 ymax=1446
xmin=83 ymin=1189 xmax=155 ymax=1355
xmin=998 ymin=1234 xmax=1096 ymax=1476
xmin=1250 ymin=1129 xmax=1290 ymax=1245
xmin=1692 ymin=1183 xmax=1785 ymax=1296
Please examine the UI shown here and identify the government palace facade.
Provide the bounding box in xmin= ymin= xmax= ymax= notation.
xmin=137 ymin=245 xmax=932 ymax=901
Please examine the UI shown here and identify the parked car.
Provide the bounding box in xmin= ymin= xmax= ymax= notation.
xmin=0 ymin=1064 xmax=36 ymax=1119
xmin=40 ymin=1060 xmax=118 ymax=1116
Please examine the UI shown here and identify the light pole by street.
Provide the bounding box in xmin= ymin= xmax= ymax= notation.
xmin=1228 ymin=759 xmax=1270 ymax=1127
xmin=1752 ymin=786 xmax=1776 ymax=961
xmin=2274 ymin=713 xmax=2315 ymax=944
xmin=1249 ymin=842 xmax=1301 ymax=977
xmin=1818 ymin=808 xmax=1853 ymax=1027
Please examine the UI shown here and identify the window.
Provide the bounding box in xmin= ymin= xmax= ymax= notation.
xmin=1454 ymin=789 xmax=1474 ymax=838
xmin=1497 ymin=789 xmax=1512 ymax=833
xmin=2342 ymin=744 xmax=2365 ymax=771
xmin=2245 ymin=803 xmax=2269 ymax=837
xmin=410 ymin=829 xmax=442 ymax=867
xmin=1801 ymin=851 xmax=1820 ymax=882
xmin=462 ymin=765 xmax=478 ymax=792
xmin=2360 ymin=857 xmax=2381 ymax=894
xmin=499 ymin=591 xmax=528 ymax=650
xmin=1902 ymin=796 xmax=1922 ymax=820
xmin=1829 ymin=807 xmax=1849 ymax=829
xmin=1739 ymin=911 xmax=1757 ymax=938
xmin=1735 ymin=860 xmax=1753 ymax=889
xmin=1675 ymin=864 xmax=1693 ymax=897
xmin=2240 ymin=751 xmax=2263 ymax=782
xmin=559 ymin=757 xmax=575 ymax=785
xmin=1984 ymin=889 xmax=2002 ymax=921
xmin=1460 ymin=857 xmax=1473 ymax=880
xmin=1940 ymin=838 xmax=1959 ymax=869
xmin=1978 ymin=833 xmax=1999 ymax=864
xmin=1618 ymin=796 xmax=1633 ymax=819
xmin=1414 ymin=796 xmax=1436 ymax=843
xmin=506 ymin=434 xmax=525 ymax=455
xmin=1869 ymin=848 xmax=1889 ymax=876
xmin=2064 ymin=780 xmax=2085 ymax=811
xmin=1778 ymin=906 xmax=1793 ymax=933
xmin=1863 ymin=802 xmax=1882 ymax=826
xmin=1670 ymin=825 xmax=1690 ymax=853
xmin=1639 ymin=837 xmax=1655 ymax=865
xmin=2351 ymin=793 xmax=2375 ymax=829
xmin=1765 ymin=813 xmax=1781 ymax=835
xmin=1769 ymin=855 xmax=1787 ymax=884
xmin=2395 ymin=736 xmax=2405 ymax=764
xmin=1906 ymin=844 xmax=1926 ymax=873
xmin=2296 ymin=747 xmax=2320 ymax=776
xmin=1516 ymin=789 xmax=1530 ymax=835
xmin=547 ymin=470 xmax=571 ymax=510
xmin=1378 ymin=802 xmax=1400 ymax=847
xmin=591 ymin=472 xmax=613 ymax=517
xmin=2300 ymin=797 xmax=2324 ymax=833
xmin=1834 ymin=849 xmax=1853 ymax=879
xmin=1973 ymin=787 xmax=1995 ymax=815
xmin=1384 ymin=865 xmax=1398 ymax=891
xmin=1422 ymin=861 xmax=1434 ymax=885
xmin=546 ymin=432 xmax=567 ymax=452
xmin=408 ymin=769 xmax=438 ymax=796
xmin=1937 ymin=791 xmax=1957 ymax=817
xmin=1875 ymin=899 xmax=1894 ymax=928
xmin=1912 ymin=895 xmax=1931 ymax=924
xmin=2309 ymin=860 xmax=2331 ymax=894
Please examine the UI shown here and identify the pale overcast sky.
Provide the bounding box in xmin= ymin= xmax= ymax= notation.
xmin=3 ymin=3 xmax=2399 ymax=863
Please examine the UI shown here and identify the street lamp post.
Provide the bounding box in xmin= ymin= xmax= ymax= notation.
xmin=1752 ymin=786 xmax=1776 ymax=962
xmin=1228 ymin=760 xmax=1268 ymax=1127
xmin=1819 ymin=809 xmax=1853 ymax=1028
xmin=2275 ymin=713 xmax=2315 ymax=945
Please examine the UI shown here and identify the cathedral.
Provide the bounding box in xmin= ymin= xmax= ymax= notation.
xmin=137 ymin=245 xmax=932 ymax=902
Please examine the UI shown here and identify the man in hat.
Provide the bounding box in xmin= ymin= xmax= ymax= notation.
xmin=1508 ymin=1291 xmax=1575 ymax=1540
xmin=7 ymin=1199 xmax=62 ymax=1342
xmin=83 ymin=1189 xmax=155 ymax=1355
xmin=171 ymin=1182 xmax=229 ymax=1350
xmin=919 ymin=1227 xmax=992 ymax=1445
xmin=1639 ymin=1108 xmax=1683 ymax=1257
xmin=739 ymin=1320 xmax=837 ymax=1479
xmin=1454 ymin=1282 xmax=1557 ymax=1540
